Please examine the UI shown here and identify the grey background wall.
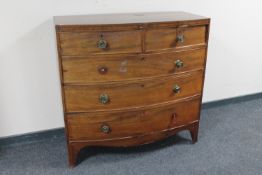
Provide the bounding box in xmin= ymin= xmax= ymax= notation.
xmin=1 ymin=0 xmax=262 ymax=137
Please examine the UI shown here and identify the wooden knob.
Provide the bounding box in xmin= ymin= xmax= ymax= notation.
xmin=98 ymin=66 xmax=108 ymax=74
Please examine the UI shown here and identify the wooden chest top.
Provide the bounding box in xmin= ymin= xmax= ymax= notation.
xmin=54 ymin=11 xmax=209 ymax=26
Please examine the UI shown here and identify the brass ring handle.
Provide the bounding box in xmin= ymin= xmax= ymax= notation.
xmin=97 ymin=35 xmax=107 ymax=49
xmin=101 ymin=124 xmax=111 ymax=134
xmin=175 ymin=60 xmax=184 ymax=68
xmin=99 ymin=94 xmax=110 ymax=104
xmin=176 ymin=34 xmax=184 ymax=43
xmin=173 ymin=85 xmax=181 ymax=94
xmin=97 ymin=39 xmax=107 ymax=49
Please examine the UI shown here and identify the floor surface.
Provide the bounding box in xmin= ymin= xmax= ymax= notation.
xmin=1 ymin=98 xmax=262 ymax=175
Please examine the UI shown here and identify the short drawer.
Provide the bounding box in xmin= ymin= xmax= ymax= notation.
xmin=66 ymin=97 xmax=200 ymax=140
xmin=59 ymin=30 xmax=142 ymax=56
xmin=62 ymin=48 xmax=206 ymax=84
xmin=63 ymin=70 xmax=203 ymax=112
xmin=145 ymin=26 xmax=206 ymax=52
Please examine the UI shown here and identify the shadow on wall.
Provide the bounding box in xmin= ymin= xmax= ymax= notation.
xmin=0 ymin=19 xmax=64 ymax=137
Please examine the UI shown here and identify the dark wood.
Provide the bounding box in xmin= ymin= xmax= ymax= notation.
xmin=190 ymin=122 xmax=199 ymax=144
xmin=54 ymin=12 xmax=210 ymax=167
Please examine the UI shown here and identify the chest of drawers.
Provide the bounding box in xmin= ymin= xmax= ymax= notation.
xmin=54 ymin=12 xmax=210 ymax=167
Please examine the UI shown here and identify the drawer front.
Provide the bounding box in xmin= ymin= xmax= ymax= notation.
xmin=62 ymin=48 xmax=206 ymax=84
xmin=64 ymin=70 xmax=203 ymax=112
xmin=146 ymin=26 xmax=206 ymax=52
xmin=66 ymin=98 xmax=201 ymax=140
xmin=59 ymin=30 xmax=142 ymax=56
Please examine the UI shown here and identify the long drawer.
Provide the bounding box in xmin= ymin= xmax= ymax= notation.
xmin=63 ymin=70 xmax=203 ymax=112
xmin=66 ymin=97 xmax=201 ymax=141
xmin=62 ymin=48 xmax=206 ymax=84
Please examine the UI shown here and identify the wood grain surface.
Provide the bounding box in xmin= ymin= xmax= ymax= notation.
xmin=66 ymin=97 xmax=200 ymax=140
xmin=54 ymin=12 xmax=210 ymax=167
xmin=64 ymin=70 xmax=203 ymax=112
xmin=62 ymin=48 xmax=206 ymax=84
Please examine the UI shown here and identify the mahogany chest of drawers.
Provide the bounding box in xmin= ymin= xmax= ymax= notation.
xmin=54 ymin=12 xmax=210 ymax=167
